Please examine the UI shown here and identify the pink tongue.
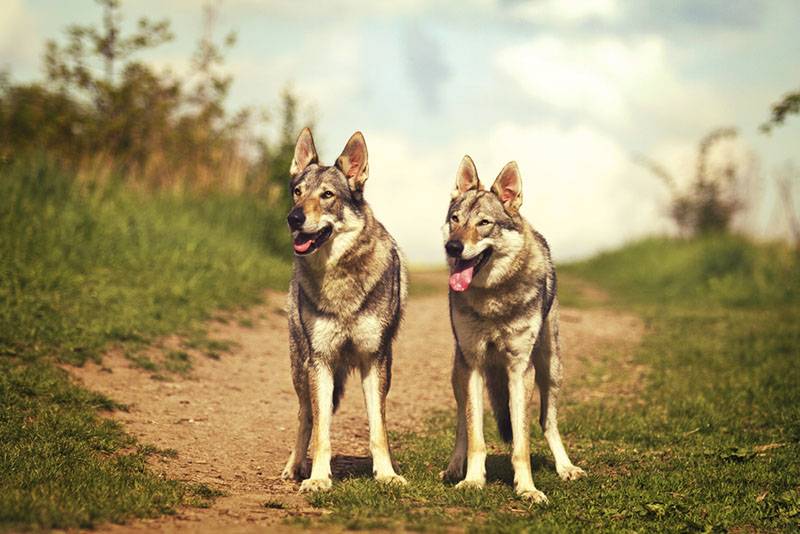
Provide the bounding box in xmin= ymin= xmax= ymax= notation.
xmin=449 ymin=265 xmax=474 ymax=292
xmin=293 ymin=239 xmax=313 ymax=253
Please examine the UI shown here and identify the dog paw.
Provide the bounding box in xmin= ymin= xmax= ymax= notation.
xmin=518 ymin=488 xmax=549 ymax=504
xmin=376 ymin=474 xmax=407 ymax=486
xmin=440 ymin=468 xmax=464 ymax=483
xmin=557 ymin=464 xmax=587 ymax=481
xmin=281 ymin=464 xmax=305 ymax=481
xmin=299 ymin=477 xmax=332 ymax=493
xmin=455 ymin=479 xmax=485 ymax=490
xmin=440 ymin=459 xmax=465 ymax=482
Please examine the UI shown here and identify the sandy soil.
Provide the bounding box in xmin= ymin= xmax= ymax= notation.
xmin=68 ymin=273 xmax=643 ymax=532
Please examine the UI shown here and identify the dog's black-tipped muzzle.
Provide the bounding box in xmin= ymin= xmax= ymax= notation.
xmin=287 ymin=207 xmax=306 ymax=230
xmin=445 ymin=240 xmax=464 ymax=258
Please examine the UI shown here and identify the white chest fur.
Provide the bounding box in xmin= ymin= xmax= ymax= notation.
xmin=452 ymin=306 xmax=541 ymax=368
xmin=306 ymin=311 xmax=385 ymax=360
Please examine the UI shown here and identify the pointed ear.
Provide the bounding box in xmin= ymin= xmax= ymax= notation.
xmin=290 ymin=127 xmax=318 ymax=178
xmin=491 ymin=161 xmax=523 ymax=213
xmin=335 ymin=131 xmax=369 ymax=194
xmin=452 ymin=155 xmax=481 ymax=198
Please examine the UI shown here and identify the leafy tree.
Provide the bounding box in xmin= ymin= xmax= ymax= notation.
xmin=43 ymin=0 xmax=172 ymax=91
xmin=635 ymin=127 xmax=749 ymax=236
xmin=0 ymin=0 xmax=307 ymax=195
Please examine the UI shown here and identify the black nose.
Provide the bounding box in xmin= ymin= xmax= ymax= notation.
xmin=287 ymin=208 xmax=306 ymax=230
xmin=445 ymin=240 xmax=464 ymax=258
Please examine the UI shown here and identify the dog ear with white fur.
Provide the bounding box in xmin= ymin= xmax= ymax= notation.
xmin=336 ymin=131 xmax=369 ymax=198
xmin=453 ymin=155 xmax=482 ymax=198
xmin=290 ymin=127 xmax=319 ymax=178
xmin=491 ymin=161 xmax=523 ymax=213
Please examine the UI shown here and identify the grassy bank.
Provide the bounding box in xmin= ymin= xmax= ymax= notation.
xmin=0 ymin=161 xmax=291 ymax=529
xmin=309 ymin=236 xmax=800 ymax=532
xmin=565 ymin=235 xmax=800 ymax=307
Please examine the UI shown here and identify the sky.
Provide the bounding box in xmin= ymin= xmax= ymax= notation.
xmin=2 ymin=0 xmax=799 ymax=263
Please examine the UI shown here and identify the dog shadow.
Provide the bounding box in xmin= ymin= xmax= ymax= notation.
xmin=330 ymin=454 xmax=374 ymax=480
xmin=295 ymin=455 xmax=404 ymax=481
xmin=294 ymin=455 xmax=373 ymax=481
xmin=298 ymin=453 xmax=553 ymax=483
xmin=483 ymin=453 xmax=554 ymax=485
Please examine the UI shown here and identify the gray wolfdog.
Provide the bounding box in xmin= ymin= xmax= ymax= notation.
xmin=441 ymin=156 xmax=586 ymax=503
xmin=280 ymin=128 xmax=408 ymax=492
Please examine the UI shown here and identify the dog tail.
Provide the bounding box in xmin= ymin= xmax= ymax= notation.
xmin=485 ymin=365 xmax=512 ymax=443
xmin=332 ymin=365 xmax=349 ymax=413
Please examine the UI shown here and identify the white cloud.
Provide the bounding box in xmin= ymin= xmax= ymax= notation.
xmin=495 ymin=34 xmax=729 ymax=133
xmin=160 ymin=0 xmax=430 ymax=17
xmin=287 ymin=31 xmax=361 ymax=112
xmin=362 ymin=131 xmax=456 ymax=265
xmin=364 ymin=121 xmax=672 ymax=264
xmin=507 ymin=0 xmax=621 ymax=24
xmin=0 ymin=0 xmax=39 ymax=71
xmin=150 ymin=25 xmax=360 ymax=115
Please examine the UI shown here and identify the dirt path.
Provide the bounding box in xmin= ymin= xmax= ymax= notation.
xmin=69 ymin=273 xmax=643 ymax=532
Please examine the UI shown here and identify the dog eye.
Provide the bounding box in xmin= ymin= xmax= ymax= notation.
xmin=293 ymin=187 xmax=301 ymax=197
xmin=321 ymin=191 xmax=334 ymax=200
xmin=478 ymin=219 xmax=492 ymax=226
xmin=450 ymin=214 xmax=459 ymax=223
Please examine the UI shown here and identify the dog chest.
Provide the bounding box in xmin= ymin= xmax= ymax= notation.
xmin=305 ymin=312 xmax=385 ymax=359
xmin=453 ymin=307 xmax=539 ymax=366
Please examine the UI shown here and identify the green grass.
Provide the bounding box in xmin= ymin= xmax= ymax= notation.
xmin=563 ymin=235 xmax=800 ymax=307
xmin=0 ymin=160 xmax=291 ymax=366
xmin=0 ymin=160 xmax=291 ymax=529
xmin=309 ymin=236 xmax=800 ymax=532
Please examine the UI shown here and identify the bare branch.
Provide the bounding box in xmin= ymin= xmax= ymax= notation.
xmin=632 ymin=152 xmax=679 ymax=193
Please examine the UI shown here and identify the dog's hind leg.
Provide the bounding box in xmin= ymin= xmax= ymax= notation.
xmin=442 ymin=349 xmax=468 ymax=482
xmin=299 ymin=363 xmax=334 ymax=492
xmin=485 ymin=362 xmax=512 ymax=443
xmin=534 ymin=302 xmax=586 ymax=481
xmin=360 ymin=354 xmax=407 ymax=486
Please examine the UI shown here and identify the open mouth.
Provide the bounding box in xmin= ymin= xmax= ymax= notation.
xmin=292 ymin=226 xmax=333 ymax=255
xmin=449 ymin=248 xmax=492 ymax=292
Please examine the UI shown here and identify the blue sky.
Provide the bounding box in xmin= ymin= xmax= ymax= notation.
xmin=2 ymin=0 xmax=799 ymax=263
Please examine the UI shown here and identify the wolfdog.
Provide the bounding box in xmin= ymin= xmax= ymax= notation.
xmin=441 ymin=156 xmax=586 ymax=503
xmin=280 ymin=128 xmax=408 ymax=492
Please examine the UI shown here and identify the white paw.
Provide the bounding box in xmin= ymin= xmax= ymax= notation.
xmin=299 ymin=477 xmax=332 ymax=493
xmin=455 ymin=478 xmax=485 ymax=490
xmin=375 ymin=474 xmax=407 ymax=486
xmin=557 ymin=464 xmax=586 ymax=481
xmin=518 ymin=488 xmax=549 ymax=504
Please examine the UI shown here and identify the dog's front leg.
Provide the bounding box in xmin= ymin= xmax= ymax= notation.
xmin=455 ymin=361 xmax=486 ymax=489
xmin=360 ymin=359 xmax=407 ymax=486
xmin=300 ymin=362 xmax=334 ymax=492
xmin=508 ymin=361 xmax=548 ymax=503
